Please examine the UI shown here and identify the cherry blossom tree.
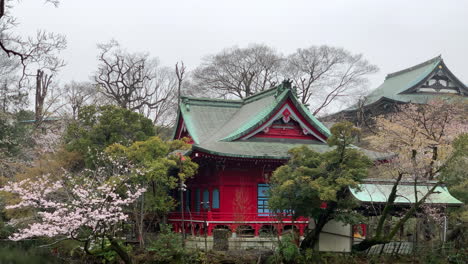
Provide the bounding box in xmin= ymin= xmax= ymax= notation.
xmin=355 ymin=98 xmax=468 ymax=251
xmin=0 ymin=159 xmax=146 ymax=264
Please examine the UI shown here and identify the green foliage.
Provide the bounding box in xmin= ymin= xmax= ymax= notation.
xmin=87 ymin=238 xmax=132 ymax=264
xmin=269 ymin=122 xmax=371 ymax=250
xmin=442 ymin=133 xmax=468 ymax=203
xmin=0 ymin=240 xmax=61 ymax=264
xmin=64 ymin=105 xmax=155 ymax=167
xmin=105 ymin=137 xmax=198 ymax=217
xmin=146 ymin=224 xmax=185 ymax=263
xmin=268 ymin=234 xmax=302 ymax=264
xmin=269 ymin=122 xmax=371 ymax=220
xmin=440 ymin=134 xmax=468 ymax=248
xmin=0 ymin=112 xmax=33 ymax=157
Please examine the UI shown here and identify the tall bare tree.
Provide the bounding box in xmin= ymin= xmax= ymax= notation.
xmin=0 ymin=0 xmax=59 ymax=61
xmin=63 ymin=81 xmax=96 ymax=120
xmin=95 ymin=40 xmax=177 ymax=127
xmin=192 ymin=44 xmax=283 ymax=98
xmin=175 ymin=61 xmax=186 ymax=107
xmin=283 ymin=46 xmax=378 ymax=115
xmin=0 ymin=4 xmax=65 ymax=114
xmin=25 ymin=31 xmax=66 ymax=123
xmin=0 ymin=53 xmax=22 ymax=112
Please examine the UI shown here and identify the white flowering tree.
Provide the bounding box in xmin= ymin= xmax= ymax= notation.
xmin=354 ymin=99 xmax=468 ymax=251
xmin=0 ymin=162 xmax=146 ymax=264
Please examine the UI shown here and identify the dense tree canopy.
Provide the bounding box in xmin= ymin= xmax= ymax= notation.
xmin=64 ymin=105 xmax=155 ymax=168
xmin=269 ymin=122 xmax=372 ymax=250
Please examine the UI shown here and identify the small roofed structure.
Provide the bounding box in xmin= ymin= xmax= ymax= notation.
xmin=350 ymin=179 xmax=463 ymax=210
xmin=349 ymin=179 xmax=462 ymax=249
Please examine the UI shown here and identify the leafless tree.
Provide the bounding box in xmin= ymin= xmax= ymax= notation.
xmin=0 ymin=0 xmax=59 ymax=61
xmin=0 ymin=2 xmax=66 ymax=120
xmin=35 ymin=69 xmax=51 ymax=121
xmin=192 ymin=44 xmax=283 ymax=98
xmin=283 ymin=46 xmax=378 ymax=115
xmin=24 ymin=31 xmax=66 ymax=123
xmin=175 ymin=61 xmax=186 ymax=107
xmin=139 ymin=66 xmax=178 ymax=128
xmin=0 ymin=53 xmax=22 ymax=112
xmin=0 ymin=30 xmax=66 ymax=121
xmin=95 ymin=40 xmax=177 ymax=127
xmin=63 ymin=81 xmax=96 ymax=120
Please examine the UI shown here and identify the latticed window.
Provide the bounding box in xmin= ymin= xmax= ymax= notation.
xmin=258 ymin=184 xmax=270 ymax=216
xmin=212 ymin=189 xmax=220 ymax=209
xmin=195 ymin=189 xmax=200 ymax=212
xmin=203 ymin=189 xmax=210 ymax=209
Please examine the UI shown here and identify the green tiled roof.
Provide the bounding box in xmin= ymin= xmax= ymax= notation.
xmin=177 ymin=82 xmax=390 ymax=160
xmin=350 ymin=179 xmax=463 ymax=206
xmin=192 ymin=141 xmax=393 ymax=160
xmin=344 ymin=56 xmax=467 ymax=111
xmin=179 ymin=83 xmax=331 ymax=144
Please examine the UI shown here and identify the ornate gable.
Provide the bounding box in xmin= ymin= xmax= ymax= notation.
xmin=414 ymin=66 xmax=465 ymax=95
xmin=239 ymin=99 xmax=328 ymax=143
xmin=400 ymin=60 xmax=468 ymax=96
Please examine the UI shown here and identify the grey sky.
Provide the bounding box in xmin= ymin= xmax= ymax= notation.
xmin=12 ymin=0 xmax=468 ymax=94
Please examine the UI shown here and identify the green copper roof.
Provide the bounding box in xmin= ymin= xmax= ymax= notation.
xmin=350 ymin=180 xmax=463 ymax=206
xmin=178 ymin=83 xmax=331 ymax=145
xmin=176 ymin=82 xmax=389 ymax=160
xmin=193 ymin=141 xmax=393 ymax=160
xmin=343 ymin=56 xmax=467 ymax=111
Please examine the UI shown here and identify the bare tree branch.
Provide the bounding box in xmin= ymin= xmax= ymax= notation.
xmin=192 ymin=44 xmax=283 ymax=98
xmin=94 ymin=40 xmax=178 ymax=127
xmin=283 ymin=46 xmax=379 ymax=115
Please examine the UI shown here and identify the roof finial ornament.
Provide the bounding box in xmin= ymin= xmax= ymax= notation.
xmin=282 ymin=79 xmax=292 ymax=89
xmin=275 ymin=79 xmax=293 ymax=98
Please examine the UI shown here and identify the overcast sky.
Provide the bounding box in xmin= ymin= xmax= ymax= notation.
xmin=12 ymin=0 xmax=468 ymax=92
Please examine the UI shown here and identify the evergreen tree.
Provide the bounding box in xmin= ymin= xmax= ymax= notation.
xmin=269 ymin=122 xmax=372 ymax=250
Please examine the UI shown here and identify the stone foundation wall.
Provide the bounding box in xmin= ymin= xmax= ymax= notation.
xmin=186 ymin=236 xmax=280 ymax=250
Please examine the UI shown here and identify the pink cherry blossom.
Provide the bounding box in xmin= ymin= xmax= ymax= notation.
xmin=1 ymin=167 xmax=146 ymax=242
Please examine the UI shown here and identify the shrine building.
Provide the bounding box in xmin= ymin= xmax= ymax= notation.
xmin=325 ymin=55 xmax=468 ymax=124
xmin=169 ymin=81 xmax=392 ymax=241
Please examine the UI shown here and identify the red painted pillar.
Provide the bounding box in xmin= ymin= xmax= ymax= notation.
xmin=299 ymin=225 xmax=305 ymax=237
xmin=254 ymin=224 xmax=260 ymax=237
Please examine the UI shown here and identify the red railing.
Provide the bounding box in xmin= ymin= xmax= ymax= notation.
xmin=168 ymin=211 xmax=308 ymax=223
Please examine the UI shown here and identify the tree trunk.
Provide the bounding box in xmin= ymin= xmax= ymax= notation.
xmin=374 ymin=172 xmax=403 ymax=238
xmin=300 ymin=203 xmax=336 ymax=251
xmin=35 ymin=70 xmax=45 ymax=122
xmin=107 ymin=236 xmax=132 ymax=264
xmin=354 ymin=182 xmax=440 ymax=252
xmin=300 ymin=216 xmax=328 ymax=250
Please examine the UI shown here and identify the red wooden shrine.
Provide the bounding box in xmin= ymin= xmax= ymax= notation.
xmin=168 ymin=82 xmax=380 ymax=237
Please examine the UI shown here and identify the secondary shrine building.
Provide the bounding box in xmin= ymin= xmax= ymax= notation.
xmin=168 ymin=81 xmax=391 ymax=239
xmin=325 ymin=55 xmax=468 ymax=124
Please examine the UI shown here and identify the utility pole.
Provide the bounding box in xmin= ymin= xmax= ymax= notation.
xmin=201 ymin=201 xmax=210 ymax=251
xmin=179 ymin=180 xmax=187 ymax=248
xmin=175 ymin=61 xmax=186 ymax=108
xmin=178 ymin=153 xmax=187 ymax=248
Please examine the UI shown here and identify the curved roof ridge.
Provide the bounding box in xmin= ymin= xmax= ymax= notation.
xmin=386 ymin=55 xmax=441 ymax=79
